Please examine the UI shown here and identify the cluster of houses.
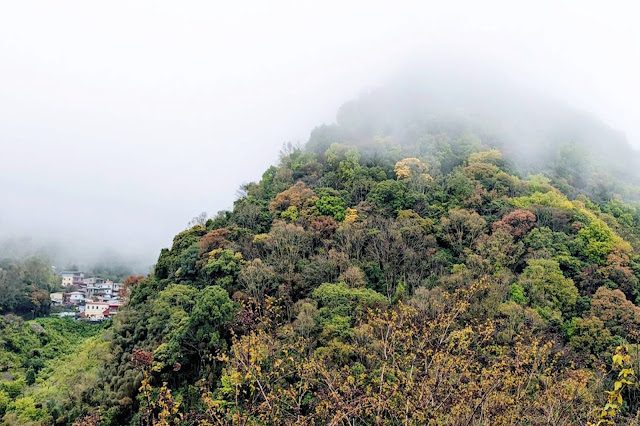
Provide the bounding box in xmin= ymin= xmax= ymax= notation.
xmin=49 ymin=271 xmax=125 ymax=321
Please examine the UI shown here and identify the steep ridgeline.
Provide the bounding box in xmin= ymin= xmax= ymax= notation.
xmin=72 ymin=100 xmax=640 ymax=425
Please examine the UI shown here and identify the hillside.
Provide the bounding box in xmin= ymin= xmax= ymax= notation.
xmin=9 ymin=89 xmax=640 ymax=424
xmin=0 ymin=317 xmax=105 ymax=424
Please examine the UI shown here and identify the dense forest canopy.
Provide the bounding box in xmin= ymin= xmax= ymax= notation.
xmin=4 ymin=84 xmax=640 ymax=425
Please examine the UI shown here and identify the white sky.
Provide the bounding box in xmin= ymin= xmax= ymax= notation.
xmin=1 ymin=0 xmax=639 ymax=265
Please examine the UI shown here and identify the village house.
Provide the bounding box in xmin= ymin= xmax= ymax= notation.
xmin=84 ymin=285 xmax=100 ymax=300
xmin=84 ymin=301 xmax=110 ymax=321
xmin=82 ymin=276 xmax=105 ymax=286
xmin=84 ymin=280 xmax=120 ymax=301
xmin=50 ymin=292 xmax=64 ymax=306
xmin=66 ymin=291 xmax=84 ymax=304
xmin=61 ymin=271 xmax=84 ymax=287
xmin=84 ymin=301 xmax=123 ymax=320
xmin=97 ymin=281 xmax=114 ymax=297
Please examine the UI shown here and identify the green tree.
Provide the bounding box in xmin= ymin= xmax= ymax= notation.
xmin=25 ymin=367 xmax=36 ymax=386
xmin=280 ymin=205 xmax=299 ymax=222
xmin=518 ymin=259 xmax=578 ymax=317
xmin=0 ymin=389 xmax=8 ymax=417
xmin=567 ymin=316 xmax=613 ymax=359
xmin=203 ymin=249 xmax=244 ymax=289
xmin=367 ymin=180 xmax=418 ymax=214
xmin=578 ymin=218 xmax=627 ymax=265
xmin=315 ymin=195 xmax=346 ymax=221
xmin=164 ymin=286 xmax=237 ymax=371
xmin=6 ymin=396 xmax=47 ymax=423
xmin=509 ymin=283 xmax=528 ymax=305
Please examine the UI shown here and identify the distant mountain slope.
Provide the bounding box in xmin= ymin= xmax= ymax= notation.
xmin=23 ymin=87 xmax=640 ymax=425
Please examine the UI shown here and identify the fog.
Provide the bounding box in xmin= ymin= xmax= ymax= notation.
xmin=1 ymin=1 xmax=639 ymax=268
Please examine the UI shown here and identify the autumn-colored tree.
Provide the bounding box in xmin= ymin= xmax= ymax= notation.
xmin=590 ymin=286 xmax=640 ymax=339
xmin=493 ymin=209 xmax=536 ymax=239
xmin=198 ymin=228 xmax=231 ymax=255
xmin=394 ymin=157 xmax=433 ymax=192
xmin=338 ymin=265 xmax=366 ymax=288
xmin=268 ymin=181 xmax=318 ymax=213
xmin=121 ymin=274 xmax=145 ymax=301
xmin=132 ymin=350 xmax=183 ymax=426
xmin=589 ymin=345 xmax=636 ymax=426
xmin=265 ymin=221 xmax=311 ymax=277
xmin=474 ymin=228 xmax=524 ymax=272
xmin=602 ymin=249 xmax=639 ymax=300
xmin=468 ymin=149 xmax=502 ymax=165
xmin=310 ymin=216 xmax=339 ymax=239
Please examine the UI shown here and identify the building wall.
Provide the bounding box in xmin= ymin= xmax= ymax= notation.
xmin=50 ymin=293 xmax=64 ymax=305
xmin=68 ymin=294 xmax=84 ymax=304
xmin=62 ymin=273 xmax=84 ymax=287
xmin=85 ymin=303 xmax=108 ymax=320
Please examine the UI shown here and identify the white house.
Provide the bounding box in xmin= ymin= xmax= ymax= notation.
xmin=84 ymin=301 xmax=110 ymax=321
xmin=50 ymin=292 xmax=64 ymax=306
xmin=67 ymin=291 xmax=84 ymax=304
xmin=97 ymin=282 xmax=114 ymax=297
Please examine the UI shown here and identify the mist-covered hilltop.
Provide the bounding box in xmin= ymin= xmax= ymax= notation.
xmin=5 ymin=85 xmax=640 ymax=424
xmin=310 ymin=76 xmax=640 ymax=200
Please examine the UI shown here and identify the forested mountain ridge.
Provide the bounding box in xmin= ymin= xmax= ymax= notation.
xmin=14 ymin=90 xmax=640 ymax=424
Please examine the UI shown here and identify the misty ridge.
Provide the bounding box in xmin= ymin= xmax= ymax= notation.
xmin=306 ymin=68 xmax=639 ymax=194
xmin=3 ymin=65 xmax=639 ymax=270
